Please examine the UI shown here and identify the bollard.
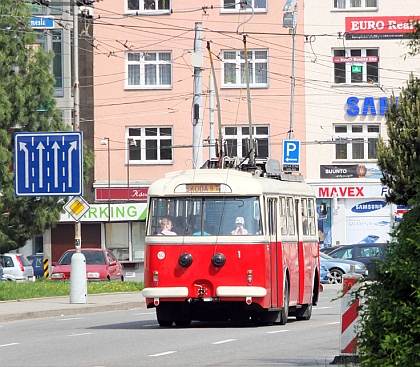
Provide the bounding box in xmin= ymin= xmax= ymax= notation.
xmin=332 ymin=264 xmax=363 ymax=365
xmin=43 ymin=258 xmax=49 ymax=279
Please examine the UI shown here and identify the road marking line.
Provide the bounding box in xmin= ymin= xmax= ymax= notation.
xmin=314 ymin=307 xmax=333 ymax=310
xmin=133 ymin=312 xmax=155 ymax=315
xmin=67 ymin=333 xmax=92 ymax=337
xmin=144 ymin=324 xmax=159 ymax=327
xmin=149 ymin=351 xmax=177 ymax=357
xmin=266 ymin=330 xmax=290 ymax=334
xmin=0 ymin=343 xmax=19 ymax=348
xmin=327 ymin=322 xmax=340 ymax=325
xmin=58 ymin=317 xmax=83 ymax=321
xmin=212 ymin=339 xmax=237 ymax=345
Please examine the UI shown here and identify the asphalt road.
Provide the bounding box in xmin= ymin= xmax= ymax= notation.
xmin=0 ymin=284 xmax=345 ymax=367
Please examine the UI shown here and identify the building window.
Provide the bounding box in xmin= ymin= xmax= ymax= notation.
xmin=222 ymin=50 xmax=268 ymax=87
xmin=222 ymin=0 xmax=267 ymax=12
xmin=334 ymin=124 xmax=379 ymax=160
xmin=332 ymin=0 xmax=377 ymax=10
xmin=36 ymin=30 xmax=64 ymax=96
xmin=126 ymin=51 xmax=172 ymax=89
xmin=127 ymin=127 xmax=173 ymax=163
xmin=30 ymin=0 xmax=62 ymax=14
xmin=333 ymin=49 xmax=379 ymax=85
xmin=127 ymin=0 xmax=170 ymax=12
xmin=223 ymin=126 xmax=269 ymax=158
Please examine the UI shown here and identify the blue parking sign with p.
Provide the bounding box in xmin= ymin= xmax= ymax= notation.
xmin=282 ymin=140 xmax=301 ymax=165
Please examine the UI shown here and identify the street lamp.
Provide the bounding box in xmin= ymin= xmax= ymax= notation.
xmin=283 ymin=0 xmax=298 ymax=139
xmin=127 ymin=138 xmax=137 ymax=201
xmin=101 ymin=138 xmax=110 ymax=221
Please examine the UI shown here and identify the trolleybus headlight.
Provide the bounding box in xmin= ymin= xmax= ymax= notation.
xmin=211 ymin=253 xmax=226 ymax=268
xmin=178 ymin=253 xmax=193 ymax=268
xmin=153 ymin=271 xmax=159 ymax=286
xmin=246 ymin=270 xmax=253 ymax=285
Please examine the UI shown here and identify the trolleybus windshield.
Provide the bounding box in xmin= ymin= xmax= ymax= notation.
xmin=149 ymin=196 xmax=262 ymax=236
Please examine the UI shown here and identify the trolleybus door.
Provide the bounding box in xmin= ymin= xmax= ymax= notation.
xmin=267 ymin=198 xmax=278 ymax=308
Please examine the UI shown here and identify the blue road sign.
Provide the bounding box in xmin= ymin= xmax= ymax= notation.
xmin=14 ymin=132 xmax=83 ymax=197
xmin=282 ymin=139 xmax=301 ymax=165
xmin=30 ymin=17 xmax=55 ymax=29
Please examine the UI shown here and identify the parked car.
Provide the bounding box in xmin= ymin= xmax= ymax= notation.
xmin=320 ymin=252 xmax=368 ymax=284
xmin=0 ymin=253 xmax=35 ymax=282
xmin=51 ymin=248 xmax=124 ymax=281
xmin=0 ymin=262 xmax=4 ymax=281
xmin=27 ymin=254 xmax=45 ymax=279
xmin=320 ymin=245 xmax=343 ymax=255
xmin=324 ymin=242 xmax=387 ymax=280
xmin=319 ymin=259 xmax=332 ymax=284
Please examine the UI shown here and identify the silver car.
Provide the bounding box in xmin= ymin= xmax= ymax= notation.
xmin=0 ymin=254 xmax=35 ymax=282
xmin=320 ymin=252 xmax=368 ymax=284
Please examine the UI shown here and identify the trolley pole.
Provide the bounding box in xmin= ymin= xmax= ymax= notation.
xmin=70 ymin=2 xmax=87 ymax=304
xmin=192 ymin=22 xmax=203 ymax=168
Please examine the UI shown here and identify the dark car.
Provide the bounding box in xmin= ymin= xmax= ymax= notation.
xmin=51 ymin=248 xmax=124 ymax=281
xmin=320 ymin=245 xmax=343 ymax=255
xmin=325 ymin=242 xmax=387 ymax=280
xmin=27 ymin=254 xmax=45 ymax=279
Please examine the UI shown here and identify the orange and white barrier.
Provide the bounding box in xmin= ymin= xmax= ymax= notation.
xmin=339 ymin=269 xmax=363 ymax=355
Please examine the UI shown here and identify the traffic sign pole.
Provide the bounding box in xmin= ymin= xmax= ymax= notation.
xmin=70 ymin=3 xmax=87 ymax=305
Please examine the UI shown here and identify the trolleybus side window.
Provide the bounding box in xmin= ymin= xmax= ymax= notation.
xmin=286 ymin=197 xmax=295 ymax=235
xmin=280 ymin=197 xmax=287 ymax=235
xmin=301 ymin=198 xmax=309 ymax=236
xmin=308 ymin=198 xmax=316 ymax=236
xmin=268 ymin=198 xmax=276 ymax=236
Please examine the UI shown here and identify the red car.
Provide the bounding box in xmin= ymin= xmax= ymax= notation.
xmin=51 ymin=248 xmax=124 ymax=281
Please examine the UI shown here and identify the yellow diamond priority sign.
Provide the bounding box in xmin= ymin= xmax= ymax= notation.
xmin=64 ymin=196 xmax=90 ymax=221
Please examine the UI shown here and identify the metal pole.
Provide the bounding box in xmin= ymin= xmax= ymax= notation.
xmin=107 ymin=139 xmax=110 ymax=221
xmin=243 ymin=35 xmax=255 ymax=167
xmin=192 ymin=22 xmax=203 ymax=169
xmin=288 ymin=17 xmax=296 ymax=139
xmin=70 ymin=3 xmax=87 ymax=304
xmin=209 ymin=76 xmax=216 ymax=159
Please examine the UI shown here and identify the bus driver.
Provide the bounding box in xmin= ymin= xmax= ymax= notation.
xmin=231 ymin=217 xmax=248 ymax=235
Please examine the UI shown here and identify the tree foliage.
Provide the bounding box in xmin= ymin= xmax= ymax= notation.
xmin=0 ymin=0 xmax=69 ymax=253
xmin=377 ymin=76 xmax=420 ymax=205
xmin=355 ymin=23 xmax=420 ymax=367
xmin=406 ymin=21 xmax=420 ymax=58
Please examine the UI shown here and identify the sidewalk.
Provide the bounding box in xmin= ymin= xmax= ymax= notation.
xmin=0 ymin=292 xmax=146 ymax=322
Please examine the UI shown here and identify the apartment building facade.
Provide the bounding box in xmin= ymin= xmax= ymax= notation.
xmin=304 ymin=0 xmax=419 ymax=247
xmin=54 ymin=0 xmax=307 ymax=280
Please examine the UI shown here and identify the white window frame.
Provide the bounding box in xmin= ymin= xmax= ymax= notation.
xmin=221 ymin=0 xmax=267 ymax=13
xmin=36 ymin=30 xmax=64 ymax=97
xmin=333 ymin=48 xmax=379 ymax=85
xmin=334 ymin=124 xmax=380 ymax=161
xmin=126 ymin=51 xmax=172 ymax=90
xmin=332 ymin=0 xmax=378 ymax=11
xmin=221 ymin=49 xmax=268 ymax=88
xmin=126 ymin=0 xmax=171 ymax=14
xmin=223 ymin=125 xmax=269 ymax=158
xmin=127 ymin=127 xmax=174 ymax=164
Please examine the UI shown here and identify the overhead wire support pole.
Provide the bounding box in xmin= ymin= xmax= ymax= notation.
xmin=192 ymin=22 xmax=203 ymax=169
xmin=242 ymin=35 xmax=255 ymax=168
xmin=70 ymin=0 xmax=87 ymax=304
xmin=206 ymin=41 xmax=223 ymax=162
xmin=289 ymin=21 xmax=296 ymax=140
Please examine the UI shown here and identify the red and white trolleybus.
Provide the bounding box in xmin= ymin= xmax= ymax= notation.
xmin=142 ymin=161 xmax=321 ymax=327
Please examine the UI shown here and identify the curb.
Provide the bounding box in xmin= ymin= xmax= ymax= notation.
xmin=1 ymin=301 xmax=146 ymax=322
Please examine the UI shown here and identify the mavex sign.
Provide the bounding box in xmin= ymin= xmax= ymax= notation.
xmin=346 ymin=96 xmax=399 ymax=116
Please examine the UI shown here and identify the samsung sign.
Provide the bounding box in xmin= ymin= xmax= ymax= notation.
xmin=346 ymin=96 xmax=399 ymax=116
xmin=351 ymin=200 xmax=387 ymax=213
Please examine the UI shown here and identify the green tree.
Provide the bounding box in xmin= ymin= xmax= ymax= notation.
xmin=0 ymin=0 xmax=70 ymax=253
xmin=355 ymin=31 xmax=420 ymax=366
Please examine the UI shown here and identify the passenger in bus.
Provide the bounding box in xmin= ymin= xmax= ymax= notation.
xmin=158 ymin=218 xmax=177 ymax=235
xmin=231 ymin=217 xmax=248 ymax=235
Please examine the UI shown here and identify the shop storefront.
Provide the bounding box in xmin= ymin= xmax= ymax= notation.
xmin=308 ymin=164 xmax=396 ymax=248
